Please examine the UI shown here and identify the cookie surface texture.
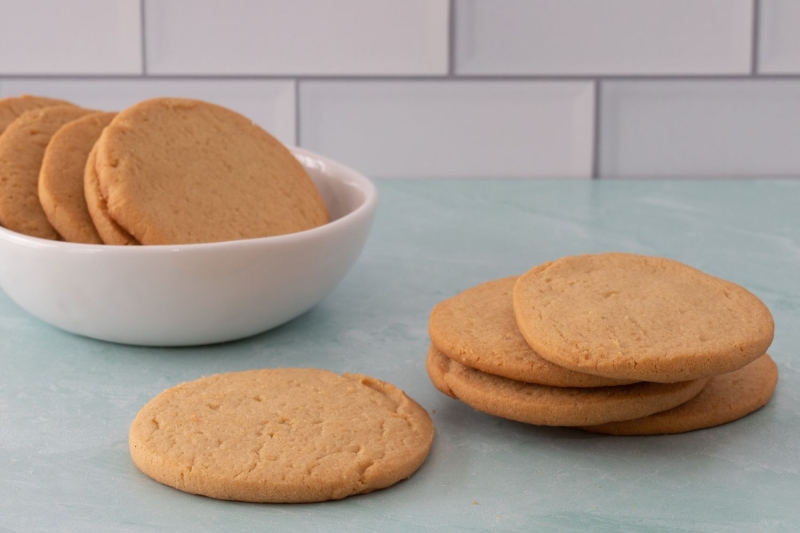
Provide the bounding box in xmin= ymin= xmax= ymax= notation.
xmin=426 ymin=346 xmax=707 ymax=426
xmin=39 ymin=112 xmax=116 ymax=244
xmin=94 ymin=98 xmax=329 ymax=245
xmin=0 ymin=105 xmax=94 ymax=238
xmin=84 ymin=143 xmax=139 ymax=245
xmin=129 ymin=368 xmax=435 ymax=503
xmin=580 ymin=354 xmax=778 ymax=435
xmin=430 ymin=276 xmax=634 ymax=387
xmin=0 ymin=95 xmax=73 ymax=135
xmin=513 ymin=253 xmax=774 ymax=383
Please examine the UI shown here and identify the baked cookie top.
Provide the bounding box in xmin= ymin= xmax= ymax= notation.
xmin=129 ymin=368 xmax=434 ymax=503
xmin=0 ymin=105 xmax=95 ymax=239
xmin=513 ymin=253 xmax=774 ymax=383
xmin=0 ymin=94 xmax=73 ymax=135
xmin=426 ymin=346 xmax=707 ymax=427
xmin=581 ymin=354 xmax=778 ymax=435
xmin=430 ymin=276 xmax=634 ymax=387
xmin=94 ymin=98 xmax=329 ymax=245
xmin=39 ymin=111 xmax=116 ymax=244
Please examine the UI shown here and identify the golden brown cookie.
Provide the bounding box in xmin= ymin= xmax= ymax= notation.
xmin=129 ymin=368 xmax=434 ymax=503
xmin=94 ymin=98 xmax=329 ymax=245
xmin=0 ymin=95 xmax=73 ymax=135
xmin=39 ymin=112 xmax=116 ymax=244
xmin=580 ymin=354 xmax=778 ymax=435
xmin=84 ymin=143 xmax=138 ymax=245
xmin=426 ymin=346 xmax=708 ymax=426
xmin=426 ymin=343 xmax=456 ymax=398
xmin=513 ymin=253 xmax=774 ymax=383
xmin=430 ymin=276 xmax=635 ymax=387
xmin=0 ymin=105 xmax=95 ymax=238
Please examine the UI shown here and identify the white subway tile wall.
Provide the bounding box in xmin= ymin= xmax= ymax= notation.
xmin=600 ymin=81 xmax=800 ymax=178
xmin=301 ymin=81 xmax=594 ymax=178
xmin=0 ymin=0 xmax=142 ymax=74
xmin=455 ymin=0 xmax=753 ymax=75
xmin=0 ymin=0 xmax=798 ymax=178
xmin=144 ymin=0 xmax=449 ymax=75
xmin=758 ymin=0 xmax=800 ymax=74
xmin=0 ymin=79 xmax=296 ymax=144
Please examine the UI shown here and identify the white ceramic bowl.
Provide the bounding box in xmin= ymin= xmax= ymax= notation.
xmin=0 ymin=147 xmax=377 ymax=346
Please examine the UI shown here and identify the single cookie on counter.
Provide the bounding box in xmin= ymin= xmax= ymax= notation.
xmin=93 ymin=98 xmax=329 ymax=245
xmin=426 ymin=345 xmax=708 ymax=427
xmin=580 ymin=354 xmax=778 ymax=435
xmin=0 ymin=105 xmax=95 ymax=239
xmin=39 ymin=112 xmax=116 ymax=244
xmin=129 ymin=368 xmax=434 ymax=503
xmin=84 ymin=143 xmax=139 ymax=245
xmin=430 ymin=276 xmax=635 ymax=388
xmin=0 ymin=94 xmax=74 ymax=135
xmin=513 ymin=253 xmax=774 ymax=383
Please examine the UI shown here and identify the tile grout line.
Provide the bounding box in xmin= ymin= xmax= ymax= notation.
xmin=592 ymin=80 xmax=602 ymax=179
xmin=447 ymin=0 xmax=456 ymax=77
xmin=751 ymin=0 xmax=761 ymax=75
xmin=5 ymin=73 xmax=800 ymax=82
xmin=140 ymin=0 xmax=147 ymax=76
xmin=294 ymin=80 xmax=300 ymax=147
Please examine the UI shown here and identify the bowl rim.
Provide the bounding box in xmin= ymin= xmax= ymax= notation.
xmin=0 ymin=146 xmax=378 ymax=254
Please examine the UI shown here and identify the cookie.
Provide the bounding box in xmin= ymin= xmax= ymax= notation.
xmin=84 ymin=143 xmax=139 ymax=245
xmin=426 ymin=343 xmax=456 ymax=398
xmin=0 ymin=94 xmax=73 ymax=135
xmin=129 ymin=368 xmax=434 ymax=503
xmin=430 ymin=277 xmax=635 ymax=388
xmin=39 ymin=112 xmax=116 ymax=244
xmin=0 ymin=105 xmax=95 ymax=238
xmin=581 ymin=354 xmax=778 ymax=435
xmin=426 ymin=346 xmax=708 ymax=426
xmin=513 ymin=253 xmax=774 ymax=383
xmin=94 ymin=98 xmax=329 ymax=245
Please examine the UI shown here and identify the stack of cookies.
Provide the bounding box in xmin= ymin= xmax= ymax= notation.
xmin=0 ymin=94 xmax=328 ymax=245
xmin=427 ymin=253 xmax=778 ymax=435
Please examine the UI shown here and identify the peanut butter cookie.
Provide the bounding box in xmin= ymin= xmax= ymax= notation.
xmin=581 ymin=354 xmax=778 ymax=435
xmin=39 ymin=112 xmax=116 ymax=244
xmin=426 ymin=346 xmax=707 ymax=426
xmin=94 ymin=98 xmax=329 ymax=245
xmin=513 ymin=253 xmax=774 ymax=383
xmin=130 ymin=368 xmax=434 ymax=503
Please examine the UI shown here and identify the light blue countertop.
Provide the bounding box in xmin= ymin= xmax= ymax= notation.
xmin=1 ymin=179 xmax=799 ymax=532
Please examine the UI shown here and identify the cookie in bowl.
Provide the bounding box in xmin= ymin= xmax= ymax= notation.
xmin=0 ymin=105 xmax=95 ymax=239
xmin=91 ymin=98 xmax=329 ymax=245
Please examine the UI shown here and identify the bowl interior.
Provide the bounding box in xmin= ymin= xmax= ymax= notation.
xmin=293 ymin=149 xmax=370 ymax=223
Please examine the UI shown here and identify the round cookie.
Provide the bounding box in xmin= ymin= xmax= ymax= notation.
xmin=129 ymin=368 xmax=435 ymax=503
xmin=0 ymin=105 xmax=95 ymax=238
xmin=0 ymin=94 xmax=73 ymax=135
xmin=513 ymin=253 xmax=774 ymax=383
xmin=94 ymin=98 xmax=329 ymax=245
xmin=426 ymin=346 xmax=708 ymax=427
xmin=430 ymin=276 xmax=635 ymax=387
xmin=39 ymin=112 xmax=116 ymax=244
xmin=426 ymin=343 xmax=456 ymax=398
xmin=84 ymin=143 xmax=138 ymax=245
xmin=580 ymin=354 xmax=778 ymax=435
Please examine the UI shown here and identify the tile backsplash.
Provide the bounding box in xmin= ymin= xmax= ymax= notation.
xmin=1 ymin=0 xmax=798 ymax=179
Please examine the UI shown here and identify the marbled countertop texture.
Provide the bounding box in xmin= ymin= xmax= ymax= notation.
xmin=1 ymin=180 xmax=798 ymax=532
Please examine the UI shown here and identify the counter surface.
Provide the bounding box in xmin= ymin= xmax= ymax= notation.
xmin=1 ymin=179 xmax=798 ymax=532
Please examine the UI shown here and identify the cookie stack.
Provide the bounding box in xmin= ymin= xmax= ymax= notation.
xmin=427 ymin=253 xmax=778 ymax=435
xmin=0 ymin=94 xmax=328 ymax=245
